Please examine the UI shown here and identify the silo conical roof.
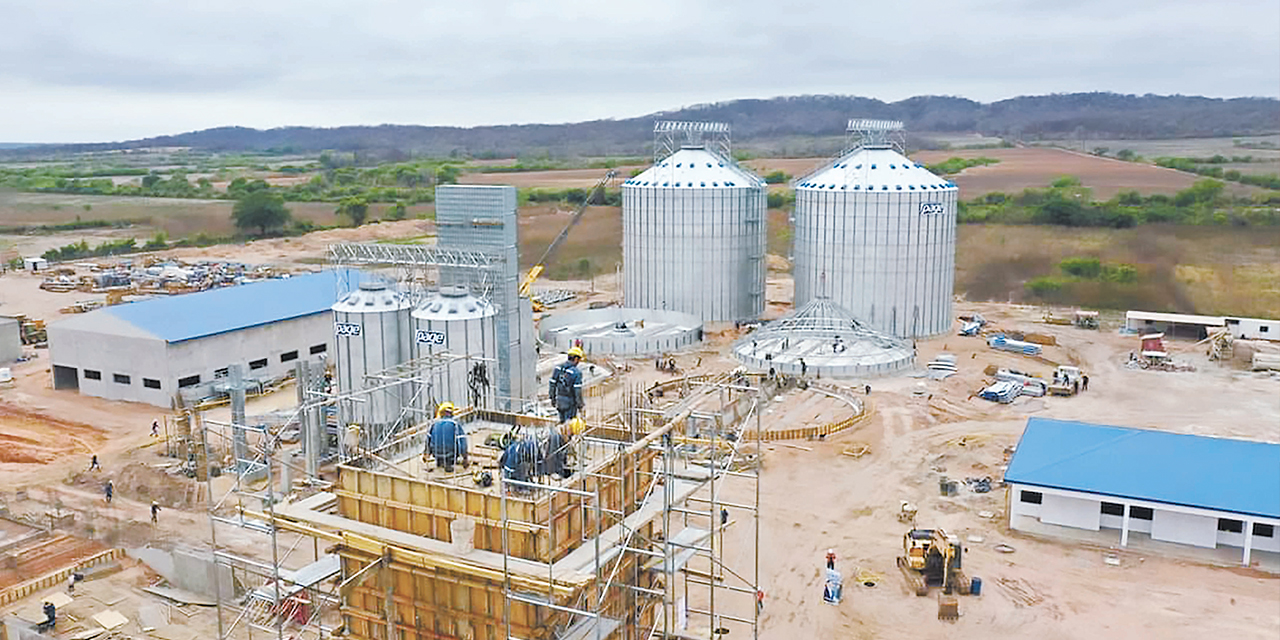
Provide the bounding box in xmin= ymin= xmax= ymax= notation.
xmin=797 ymin=147 xmax=956 ymax=193
xmin=624 ymin=147 xmax=764 ymax=189
xmin=731 ymin=297 xmax=915 ymax=377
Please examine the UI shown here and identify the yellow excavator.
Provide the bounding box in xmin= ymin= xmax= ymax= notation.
xmin=897 ymin=528 xmax=972 ymax=619
xmin=518 ymin=170 xmax=617 ymax=311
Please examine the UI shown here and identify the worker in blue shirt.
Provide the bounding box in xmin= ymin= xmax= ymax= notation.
xmin=424 ymin=402 xmax=468 ymax=472
xmin=549 ymin=346 xmax=586 ymax=423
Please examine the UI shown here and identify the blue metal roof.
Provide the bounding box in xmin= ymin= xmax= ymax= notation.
xmin=105 ymin=269 xmax=365 ymax=343
xmin=1004 ymin=417 xmax=1280 ymax=519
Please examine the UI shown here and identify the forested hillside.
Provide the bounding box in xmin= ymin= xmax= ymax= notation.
xmin=4 ymin=93 xmax=1276 ymax=158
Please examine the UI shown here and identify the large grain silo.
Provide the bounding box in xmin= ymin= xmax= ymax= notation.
xmin=793 ymin=119 xmax=957 ymax=338
xmin=411 ymin=286 xmax=499 ymax=411
xmin=332 ymin=280 xmax=413 ymax=441
xmin=622 ymin=121 xmax=767 ymax=323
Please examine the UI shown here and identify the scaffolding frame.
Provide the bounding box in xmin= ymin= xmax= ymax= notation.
xmin=211 ymin=354 xmax=766 ymax=640
xmin=199 ymin=351 xmax=483 ymax=640
xmin=498 ymin=376 xmax=763 ymax=640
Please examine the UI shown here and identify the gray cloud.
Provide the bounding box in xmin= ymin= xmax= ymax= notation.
xmin=1 ymin=0 xmax=1276 ymax=141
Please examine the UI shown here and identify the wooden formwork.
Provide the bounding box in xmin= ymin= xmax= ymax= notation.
xmin=336 ymin=535 xmax=657 ymax=640
xmin=338 ymin=413 xmax=658 ymax=565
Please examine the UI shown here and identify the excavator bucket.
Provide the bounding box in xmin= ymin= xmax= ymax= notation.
xmin=938 ymin=595 xmax=959 ymax=621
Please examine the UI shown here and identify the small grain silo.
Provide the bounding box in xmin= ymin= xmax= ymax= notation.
xmin=793 ymin=119 xmax=958 ymax=338
xmin=332 ymin=280 xmax=413 ymax=441
xmin=411 ymin=286 xmax=499 ymax=412
xmin=622 ymin=121 xmax=767 ymax=323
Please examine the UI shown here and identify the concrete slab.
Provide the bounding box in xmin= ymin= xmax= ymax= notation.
xmin=136 ymin=604 xmax=166 ymax=631
xmin=90 ymin=609 xmax=127 ymax=630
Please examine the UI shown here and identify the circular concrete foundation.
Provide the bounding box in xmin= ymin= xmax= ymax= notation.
xmin=540 ymin=308 xmax=703 ymax=356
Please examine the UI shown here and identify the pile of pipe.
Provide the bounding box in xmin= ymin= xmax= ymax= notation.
xmin=987 ymin=334 xmax=1042 ymax=356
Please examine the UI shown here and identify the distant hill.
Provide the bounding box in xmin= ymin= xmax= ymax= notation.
xmin=6 ymin=93 xmax=1278 ymax=159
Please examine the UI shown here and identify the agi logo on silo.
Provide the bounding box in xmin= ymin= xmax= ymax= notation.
xmin=918 ymin=202 xmax=944 ymax=216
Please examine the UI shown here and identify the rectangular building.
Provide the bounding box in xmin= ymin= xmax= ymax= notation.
xmin=1126 ymin=310 xmax=1280 ymax=341
xmin=49 ymin=270 xmax=359 ymax=407
xmin=1005 ymin=417 xmax=1279 ymax=566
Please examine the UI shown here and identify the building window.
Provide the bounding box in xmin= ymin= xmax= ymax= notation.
xmin=309 ymin=344 xmax=327 ymax=355
xmin=143 ymin=378 xmax=161 ymax=389
xmin=1100 ymin=502 xmax=1125 ymax=516
xmin=1253 ymin=523 xmax=1275 ymax=538
xmin=178 ymin=374 xmax=201 ymax=388
xmin=84 ymin=369 xmax=102 ymax=381
xmin=1217 ymin=518 xmax=1244 ymax=533
xmin=1019 ymin=490 xmax=1043 ymax=505
xmin=281 ymin=350 xmax=299 ymax=363
xmin=1262 ymin=326 xmax=1270 ymax=333
xmin=214 ymin=367 xmax=229 ymax=378
xmin=249 ymin=358 xmax=268 ymax=370
xmin=113 ymin=374 xmax=131 ymax=385
xmin=1130 ymin=506 xmax=1154 ymax=521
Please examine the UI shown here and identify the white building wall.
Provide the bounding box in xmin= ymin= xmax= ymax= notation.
xmin=50 ymin=312 xmax=335 ymax=408
xmin=49 ymin=324 xmax=170 ymax=406
xmin=167 ymin=313 xmax=335 ymax=392
xmin=1250 ymin=525 xmax=1280 ymax=552
xmin=1150 ymin=509 xmax=1218 ymax=548
xmin=1040 ymin=492 xmax=1102 ymax=531
xmin=1227 ymin=317 xmax=1280 ymax=341
xmin=1006 ymin=483 xmax=1279 ymax=560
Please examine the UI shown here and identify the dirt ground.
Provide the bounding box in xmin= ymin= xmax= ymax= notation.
xmin=711 ymin=299 xmax=1280 ymax=640
xmin=0 ymin=217 xmax=1275 ymax=638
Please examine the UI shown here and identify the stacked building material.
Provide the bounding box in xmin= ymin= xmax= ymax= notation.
xmin=987 ymin=334 xmax=1042 ymax=356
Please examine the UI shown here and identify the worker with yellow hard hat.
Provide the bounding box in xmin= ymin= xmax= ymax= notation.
xmin=549 ymin=345 xmax=586 ymax=423
xmin=424 ymin=401 xmax=468 ymax=472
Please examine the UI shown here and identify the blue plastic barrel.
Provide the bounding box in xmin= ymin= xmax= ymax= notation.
xmin=970 ymin=577 xmax=982 ymax=596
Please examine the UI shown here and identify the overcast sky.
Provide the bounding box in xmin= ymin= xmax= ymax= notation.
xmin=2 ymin=0 xmax=1277 ymax=143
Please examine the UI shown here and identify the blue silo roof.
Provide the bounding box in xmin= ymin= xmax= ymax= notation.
xmin=1004 ymin=417 xmax=1280 ymax=518
xmin=104 ymin=269 xmax=366 ymax=343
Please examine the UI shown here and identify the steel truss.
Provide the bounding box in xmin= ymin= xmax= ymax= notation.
xmin=654 ymin=121 xmax=732 ymax=163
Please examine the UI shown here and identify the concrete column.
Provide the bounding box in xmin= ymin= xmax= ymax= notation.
xmin=1243 ymin=520 xmax=1254 ymax=566
xmin=1120 ymin=504 xmax=1131 ymax=547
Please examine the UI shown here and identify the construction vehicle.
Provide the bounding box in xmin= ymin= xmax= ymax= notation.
xmin=1074 ymin=310 xmax=1100 ymax=330
xmin=518 ymin=170 xmax=617 ymax=311
xmin=1047 ymin=365 xmax=1083 ymax=396
xmin=898 ymin=528 xmax=971 ymax=620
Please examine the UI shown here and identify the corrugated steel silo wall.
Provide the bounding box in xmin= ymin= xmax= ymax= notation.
xmin=793 ymin=188 xmax=957 ymax=338
xmin=411 ymin=308 xmax=499 ymax=412
xmin=622 ymin=186 xmax=765 ymax=322
xmin=333 ymin=305 xmax=412 ymax=436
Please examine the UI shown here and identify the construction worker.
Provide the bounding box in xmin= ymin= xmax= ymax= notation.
xmin=826 ymin=548 xmax=837 ymax=570
xmin=151 ymin=501 xmax=161 ymax=523
xmin=88 ymin=454 xmax=100 ymax=471
xmin=151 ymin=420 xmax=160 ymax=437
xmin=37 ymin=601 xmax=56 ymax=631
xmin=1082 ymin=374 xmax=1090 ymax=391
xmin=499 ymin=437 xmax=534 ymax=489
xmin=424 ymin=402 xmax=468 ymax=472
xmin=103 ymin=480 xmax=113 ymax=504
xmin=549 ymin=347 xmax=585 ymax=423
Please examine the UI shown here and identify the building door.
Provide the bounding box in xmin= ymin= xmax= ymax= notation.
xmin=52 ymin=365 xmax=79 ymax=391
